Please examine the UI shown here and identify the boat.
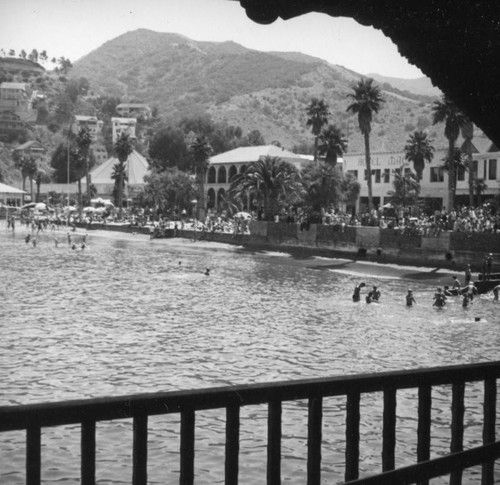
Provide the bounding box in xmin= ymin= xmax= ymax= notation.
xmin=444 ymin=274 xmax=500 ymax=296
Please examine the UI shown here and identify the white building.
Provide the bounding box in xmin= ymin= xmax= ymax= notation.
xmin=74 ymin=115 xmax=103 ymax=140
xmin=343 ymin=137 xmax=500 ymax=213
xmin=111 ymin=117 xmax=137 ymax=143
xmin=206 ymin=145 xmax=310 ymax=210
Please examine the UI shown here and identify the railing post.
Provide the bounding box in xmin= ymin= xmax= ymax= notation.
xmin=81 ymin=419 xmax=96 ymax=485
xmin=417 ymin=385 xmax=432 ymax=485
xmin=307 ymin=395 xmax=322 ymax=485
xmin=180 ymin=409 xmax=195 ymax=485
xmin=382 ymin=388 xmax=396 ymax=472
xmin=345 ymin=390 xmax=360 ymax=482
xmin=450 ymin=381 xmax=465 ymax=485
xmin=482 ymin=378 xmax=497 ymax=485
xmin=26 ymin=421 xmax=41 ymax=485
xmin=132 ymin=413 xmax=148 ymax=485
xmin=267 ymin=400 xmax=282 ymax=485
xmin=225 ymin=403 xmax=240 ymax=485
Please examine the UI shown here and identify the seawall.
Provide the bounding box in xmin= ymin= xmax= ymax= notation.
xmin=82 ymin=221 xmax=500 ymax=273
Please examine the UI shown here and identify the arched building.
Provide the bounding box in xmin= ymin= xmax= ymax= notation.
xmin=206 ymin=145 xmax=310 ymax=212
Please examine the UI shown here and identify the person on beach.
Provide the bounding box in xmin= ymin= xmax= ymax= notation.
xmin=433 ymin=287 xmax=446 ymax=308
xmin=465 ymin=281 xmax=478 ymax=302
xmin=366 ymin=286 xmax=380 ymax=303
xmin=465 ymin=264 xmax=472 ymax=284
xmin=352 ymin=282 xmax=366 ymax=302
xmin=406 ymin=289 xmax=417 ymax=306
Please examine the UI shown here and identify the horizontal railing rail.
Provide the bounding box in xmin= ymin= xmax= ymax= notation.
xmin=1 ymin=360 xmax=499 ymax=485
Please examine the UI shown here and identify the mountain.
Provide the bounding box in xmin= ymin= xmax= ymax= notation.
xmin=366 ymin=73 xmax=442 ymax=97
xmin=69 ymin=28 xmax=449 ymax=153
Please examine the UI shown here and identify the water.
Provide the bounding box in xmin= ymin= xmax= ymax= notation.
xmin=1 ymin=224 xmax=499 ymax=484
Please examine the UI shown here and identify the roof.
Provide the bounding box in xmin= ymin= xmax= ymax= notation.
xmin=75 ymin=115 xmax=100 ymax=122
xmin=0 ymin=182 xmax=25 ymax=194
xmin=13 ymin=140 xmax=46 ymax=152
xmin=82 ymin=150 xmax=149 ymax=186
xmin=209 ymin=145 xmax=308 ymax=165
xmin=0 ymin=82 xmax=27 ymax=90
xmin=117 ymin=103 xmax=150 ymax=109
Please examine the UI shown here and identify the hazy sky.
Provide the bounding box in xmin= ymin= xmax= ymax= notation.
xmin=1 ymin=0 xmax=424 ymax=78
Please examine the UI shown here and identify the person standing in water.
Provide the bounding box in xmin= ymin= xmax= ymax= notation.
xmin=433 ymin=287 xmax=447 ymax=308
xmin=352 ymin=282 xmax=366 ymax=302
xmin=366 ymin=286 xmax=380 ymax=303
xmin=406 ymin=289 xmax=417 ymax=306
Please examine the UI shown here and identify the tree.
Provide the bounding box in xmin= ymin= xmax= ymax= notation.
xmin=229 ymin=156 xmax=303 ymax=220
xmin=111 ymin=163 xmax=128 ymax=208
xmin=388 ymin=169 xmax=420 ymax=208
xmin=143 ymin=167 xmax=196 ymax=214
xmin=13 ymin=152 xmax=37 ymax=201
xmin=75 ymin=127 xmax=93 ymax=213
xmin=432 ymin=95 xmax=469 ymax=210
xmin=113 ymin=133 xmax=134 ymax=218
xmin=19 ymin=49 xmax=27 ymax=59
xmin=149 ymin=126 xmax=189 ymax=171
xmin=461 ymin=121 xmax=475 ymax=206
xmin=189 ymin=136 xmax=213 ymax=220
xmin=301 ymin=161 xmax=342 ymax=211
xmin=306 ymin=98 xmax=330 ymax=161
xmin=340 ymin=172 xmax=361 ymax=211
xmin=404 ymin=130 xmax=435 ymax=181
xmin=317 ymin=124 xmax=347 ymax=166
xmin=346 ymin=78 xmax=385 ymax=212
xmin=242 ymin=129 xmax=265 ymax=147
xmin=28 ymin=49 xmax=39 ymax=63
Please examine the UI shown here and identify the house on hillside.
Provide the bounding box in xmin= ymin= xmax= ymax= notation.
xmin=74 ymin=115 xmax=103 ymax=140
xmin=111 ymin=117 xmax=137 ymax=143
xmin=206 ymin=145 xmax=311 ymax=211
xmin=116 ymin=103 xmax=152 ymax=120
xmin=0 ymin=82 xmax=37 ymax=139
xmin=12 ymin=140 xmax=46 ymax=159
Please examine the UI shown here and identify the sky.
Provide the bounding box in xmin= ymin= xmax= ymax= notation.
xmin=0 ymin=0 xmax=424 ymax=79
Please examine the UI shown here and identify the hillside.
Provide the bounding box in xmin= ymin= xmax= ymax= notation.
xmin=69 ymin=29 xmax=450 ymax=153
xmin=367 ymin=73 xmax=442 ymax=97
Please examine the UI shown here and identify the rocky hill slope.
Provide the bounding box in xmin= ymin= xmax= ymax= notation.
xmin=69 ymin=29 xmax=450 ymax=154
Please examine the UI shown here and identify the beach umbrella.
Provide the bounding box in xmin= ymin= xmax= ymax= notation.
xmin=35 ymin=202 xmax=47 ymax=211
xmin=83 ymin=206 xmax=96 ymax=213
xmin=21 ymin=202 xmax=36 ymax=210
xmin=64 ymin=206 xmax=77 ymax=212
xmin=235 ymin=211 xmax=252 ymax=220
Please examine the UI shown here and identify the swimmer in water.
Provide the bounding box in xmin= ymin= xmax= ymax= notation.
xmin=406 ymin=289 xmax=417 ymax=307
xmin=31 ymin=238 xmax=37 ymax=247
xmin=433 ymin=287 xmax=447 ymax=308
xmin=67 ymin=232 xmax=72 ymax=246
xmin=54 ymin=237 xmax=59 ymax=247
xmin=352 ymin=282 xmax=366 ymax=302
xmin=366 ymin=286 xmax=380 ymax=303
xmin=204 ymin=268 xmax=210 ymax=276
xmin=25 ymin=234 xmax=31 ymax=244
xmin=71 ymin=243 xmax=77 ymax=250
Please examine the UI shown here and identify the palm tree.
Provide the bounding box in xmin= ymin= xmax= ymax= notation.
xmin=461 ymin=121 xmax=475 ymax=206
xmin=306 ymin=98 xmax=330 ymax=161
xmin=404 ymin=130 xmax=435 ymax=181
xmin=388 ymin=169 xmax=420 ymax=208
xmin=75 ymin=127 xmax=92 ymax=217
xmin=13 ymin=153 xmax=38 ymax=201
xmin=301 ymin=161 xmax=342 ymax=211
xmin=432 ymin=95 xmax=469 ymax=210
xmin=346 ymin=78 xmax=385 ymax=212
xmin=317 ymin=124 xmax=348 ymax=166
xmin=113 ymin=133 xmax=134 ymax=218
xmin=189 ymin=136 xmax=213 ymax=220
xmin=111 ymin=162 xmax=128 ymax=208
xmin=229 ymin=156 xmax=302 ymax=221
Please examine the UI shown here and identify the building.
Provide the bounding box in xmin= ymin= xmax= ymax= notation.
xmin=74 ymin=115 xmax=103 ymax=140
xmin=12 ymin=140 xmax=46 ymax=159
xmin=342 ymin=137 xmax=500 ymax=213
xmin=0 ymin=182 xmax=25 ymax=207
xmin=80 ymin=150 xmax=149 ymax=201
xmin=206 ymin=145 xmax=310 ymax=211
xmin=116 ymin=103 xmax=152 ymax=120
xmin=0 ymin=82 xmax=37 ymax=139
xmin=111 ymin=117 xmax=137 ymax=143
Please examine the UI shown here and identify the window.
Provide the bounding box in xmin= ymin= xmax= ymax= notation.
xmin=373 ymin=169 xmax=381 ymax=183
xmin=347 ymin=170 xmax=358 ymax=179
xmin=488 ymin=159 xmax=497 ymax=180
xmin=383 ymin=169 xmax=390 ymax=183
xmin=430 ymin=167 xmax=444 ymax=182
xmin=457 ymin=163 xmax=466 ymax=181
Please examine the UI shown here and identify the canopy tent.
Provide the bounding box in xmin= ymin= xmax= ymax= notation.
xmin=81 ymin=150 xmax=149 ymax=198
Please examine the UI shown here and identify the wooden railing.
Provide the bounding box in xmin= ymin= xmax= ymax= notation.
xmin=1 ymin=361 xmax=499 ymax=484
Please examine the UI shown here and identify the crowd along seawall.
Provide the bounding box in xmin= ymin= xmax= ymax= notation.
xmin=82 ymin=220 xmax=500 ymax=273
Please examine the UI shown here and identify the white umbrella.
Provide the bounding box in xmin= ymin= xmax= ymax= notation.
xmin=235 ymin=211 xmax=252 ymax=220
xmin=83 ymin=206 xmax=96 ymax=212
xmin=35 ymin=202 xmax=47 ymax=211
xmin=21 ymin=202 xmax=36 ymax=210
